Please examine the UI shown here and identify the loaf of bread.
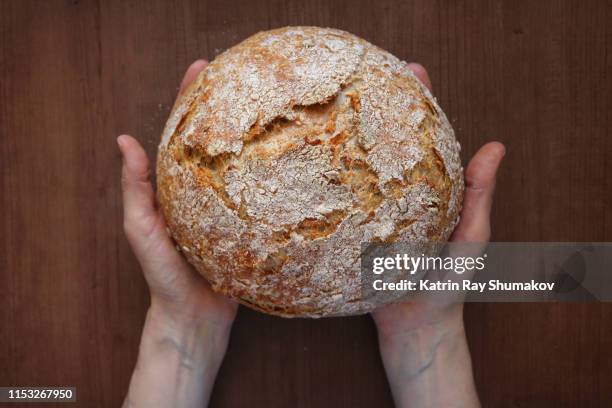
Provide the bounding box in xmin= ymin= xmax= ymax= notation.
xmin=157 ymin=27 xmax=463 ymax=317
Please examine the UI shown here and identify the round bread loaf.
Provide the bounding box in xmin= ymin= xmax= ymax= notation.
xmin=157 ymin=27 xmax=464 ymax=317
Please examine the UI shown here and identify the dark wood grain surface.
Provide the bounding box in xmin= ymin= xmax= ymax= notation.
xmin=1 ymin=0 xmax=610 ymax=407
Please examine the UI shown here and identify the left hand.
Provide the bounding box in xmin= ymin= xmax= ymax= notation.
xmin=118 ymin=59 xmax=238 ymax=331
xmin=121 ymin=60 xmax=238 ymax=408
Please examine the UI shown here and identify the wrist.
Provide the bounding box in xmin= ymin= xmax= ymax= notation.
xmin=125 ymin=304 xmax=232 ymax=408
xmin=373 ymin=303 xmax=467 ymax=384
xmin=147 ymin=300 xmax=233 ymax=348
xmin=373 ymin=305 xmax=479 ymax=407
xmin=135 ymin=304 xmax=232 ymax=387
xmin=380 ymin=319 xmax=465 ymax=357
xmin=149 ymin=292 xmax=235 ymax=333
xmin=377 ymin=311 xmax=466 ymax=379
xmin=374 ymin=303 xmax=464 ymax=345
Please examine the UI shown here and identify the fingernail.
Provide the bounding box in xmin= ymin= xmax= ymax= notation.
xmin=117 ymin=135 xmax=127 ymax=148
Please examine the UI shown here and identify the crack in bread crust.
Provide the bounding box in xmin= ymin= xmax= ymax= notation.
xmin=157 ymin=27 xmax=464 ymax=317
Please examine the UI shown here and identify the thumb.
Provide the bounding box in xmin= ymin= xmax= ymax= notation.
xmin=118 ymin=134 xmax=158 ymax=238
xmin=451 ymin=142 xmax=505 ymax=242
xmin=117 ymin=134 xmax=191 ymax=287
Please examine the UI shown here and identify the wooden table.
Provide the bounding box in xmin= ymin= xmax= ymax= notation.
xmin=1 ymin=0 xmax=610 ymax=406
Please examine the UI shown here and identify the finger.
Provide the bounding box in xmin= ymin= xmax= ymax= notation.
xmin=178 ymin=59 xmax=208 ymax=96
xmin=407 ymin=62 xmax=432 ymax=91
xmin=451 ymin=142 xmax=506 ymax=242
xmin=117 ymin=134 xmax=157 ymax=225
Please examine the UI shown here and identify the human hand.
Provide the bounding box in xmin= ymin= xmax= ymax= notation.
xmin=372 ymin=63 xmax=505 ymax=337
xmin=371 ymin=63 xmax=505 ymax=408
xmin=118 ymin=60 xmax=238 ymax=331
xmin=120 ymin=60 xmax=237 ymax=408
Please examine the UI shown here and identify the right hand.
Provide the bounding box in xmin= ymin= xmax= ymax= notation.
xmin=372 ymin=62 xmax=505 ymax=342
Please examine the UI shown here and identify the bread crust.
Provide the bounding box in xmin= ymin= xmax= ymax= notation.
xmin=157 ymin=27 xmax=464 ymax=317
